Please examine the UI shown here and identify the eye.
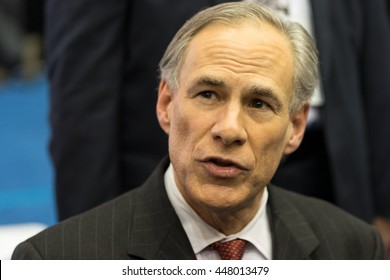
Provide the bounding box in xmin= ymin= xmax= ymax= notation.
xmin=198 ymin=91 xmax=215 ymax=99
xmin=249 ymin=98 xmax=266 ymax=109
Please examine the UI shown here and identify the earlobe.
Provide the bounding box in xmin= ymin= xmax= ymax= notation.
xmin=156 ymin=80 xmax=173 ymax=134
xmin=283 ymin=104 xmax=310 ymax=155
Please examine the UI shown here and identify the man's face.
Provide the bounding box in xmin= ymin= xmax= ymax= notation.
xmin=157 ymin=23 xmax=307 ymax=221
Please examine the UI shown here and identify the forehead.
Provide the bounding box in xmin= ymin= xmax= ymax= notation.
xmin=180 ymin=22 xmax=295 ymax=95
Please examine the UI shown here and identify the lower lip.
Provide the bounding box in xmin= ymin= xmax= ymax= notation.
xmin=202 ymin=161 xmax=244 ymax=178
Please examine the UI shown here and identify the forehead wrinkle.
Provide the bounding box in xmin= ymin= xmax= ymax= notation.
xmin=195 ymin=39 xmax=291 ymax=75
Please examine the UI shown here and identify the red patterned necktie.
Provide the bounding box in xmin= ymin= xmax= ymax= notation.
xmin=210 ymin=239 xmax=248 ymax=260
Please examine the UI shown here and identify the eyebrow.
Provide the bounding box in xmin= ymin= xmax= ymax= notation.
xmin=187 ymin=76 xmax=226 ymax=93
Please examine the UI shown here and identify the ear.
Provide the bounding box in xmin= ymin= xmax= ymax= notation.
xmin=156 ymin=79 xmax=173 ymax=134
xmin=283 ymin=103 xmax=310 ymax=155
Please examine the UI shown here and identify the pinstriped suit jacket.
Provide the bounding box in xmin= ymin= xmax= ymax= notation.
xmin=12 ymin=159 xmax=383 ymax=260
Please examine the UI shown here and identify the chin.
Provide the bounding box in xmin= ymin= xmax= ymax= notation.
xmin=202 ymin=200 xmax=251 ymax=216
xmin=196 ymin=187 xmax=252 ymax=212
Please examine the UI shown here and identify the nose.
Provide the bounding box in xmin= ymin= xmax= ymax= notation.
xmin=211 ymin=104 xmax=247 ymax=146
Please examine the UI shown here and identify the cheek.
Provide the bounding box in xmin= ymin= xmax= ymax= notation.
xmin=252 ymin=123 xmax=291 ymax=172
xmin=168 ymin=101 xmax=199 ymax=163
xmin=169 ymin=100 xmax=213 ymax=148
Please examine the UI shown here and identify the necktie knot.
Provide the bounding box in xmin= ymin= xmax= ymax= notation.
xmin=210 ymin=239 xmax=247 ymax=260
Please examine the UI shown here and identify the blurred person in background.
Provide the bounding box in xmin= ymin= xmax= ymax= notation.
xmin=0 ymin=0 xmax=43 ymax=80
xmin=0 ymin=0 xmax=24 ymax=79
xmin=46 ymin=0 xmax=390 ymax=257
xmin=21 ymin=0 xmax=43 ymax=79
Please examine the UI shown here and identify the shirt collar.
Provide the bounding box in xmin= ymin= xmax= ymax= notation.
xmin=164 ymin=164 xmax=272 ymax=259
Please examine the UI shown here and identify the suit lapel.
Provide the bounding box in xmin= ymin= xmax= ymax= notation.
xmin=127 ymin=158 xmax=196 ymax=260
xmin=268 ymin=186 xmax=319 ymax=259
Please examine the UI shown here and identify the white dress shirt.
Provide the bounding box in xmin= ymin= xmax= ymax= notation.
xmin=164 ymin=164 xmax=272 ymax=260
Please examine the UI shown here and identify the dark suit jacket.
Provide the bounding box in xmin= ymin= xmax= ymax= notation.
xmin=12 ymin=158 xmax=383 ymax=260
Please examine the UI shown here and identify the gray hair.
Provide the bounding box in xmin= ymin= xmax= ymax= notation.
xmin=159 ymin=2 xmax=319 ymax=112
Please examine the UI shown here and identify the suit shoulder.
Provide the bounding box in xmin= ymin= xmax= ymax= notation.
xmin=269 ymin=185 xmax=383 ymax=259
xmin=270 ymin=185 xmax=369 ymax=226
xmin=14 ymin=189 xmax=141 ymax=259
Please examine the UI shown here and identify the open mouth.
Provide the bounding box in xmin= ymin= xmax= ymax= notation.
xmin=203 ymin=157 xmax=245 ymax=178
xmin=210 ymin=158 xmax=236 ymax=167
